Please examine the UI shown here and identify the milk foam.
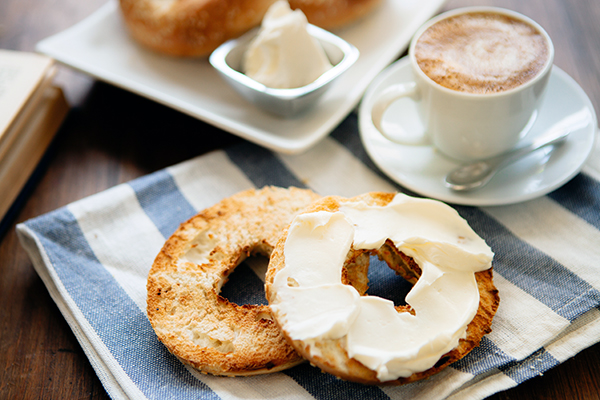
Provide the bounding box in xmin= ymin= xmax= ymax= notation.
xmin=414 ymin=12 xmax=550 ymax=94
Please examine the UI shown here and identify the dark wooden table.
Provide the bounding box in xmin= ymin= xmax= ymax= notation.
xmin=1 ymin=0 xmax=599 ymax=399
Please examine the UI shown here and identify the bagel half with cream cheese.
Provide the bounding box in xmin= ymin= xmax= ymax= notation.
xmin=265 ymin=192 xmax=500 ymax=385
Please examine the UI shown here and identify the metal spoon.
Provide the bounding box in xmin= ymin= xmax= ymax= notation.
xmin=445 ymin=129 xmax=571 ymax=191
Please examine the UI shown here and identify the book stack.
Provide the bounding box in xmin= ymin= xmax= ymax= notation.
xmin=0 ymin=49 xmax=69 ymax=227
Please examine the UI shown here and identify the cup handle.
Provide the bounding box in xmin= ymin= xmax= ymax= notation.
xmin=370 ymin=82 xmax=429 ymax=146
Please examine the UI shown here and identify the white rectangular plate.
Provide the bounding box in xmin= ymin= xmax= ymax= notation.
xmin=37 ymin=0 xmax=445 ymax=154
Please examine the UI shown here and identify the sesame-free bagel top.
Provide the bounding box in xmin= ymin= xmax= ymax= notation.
xmin=147 ymin=186 xmax=320 ymax=376
xmin=265 ymin=192 xmax=500 ymax=384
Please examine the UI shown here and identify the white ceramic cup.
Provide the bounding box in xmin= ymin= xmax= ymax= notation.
xmin=370 ymin=7 xmax=554 ymax=162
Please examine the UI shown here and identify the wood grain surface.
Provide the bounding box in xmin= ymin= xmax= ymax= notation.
xmin=1 ymin=0 xmax=599 ymax=399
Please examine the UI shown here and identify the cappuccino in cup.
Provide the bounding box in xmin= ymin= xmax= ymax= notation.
xmin=414 ymin=12 xmax=551 ymax=94
xmin=369 ymin=7 xmax=554 ymax=162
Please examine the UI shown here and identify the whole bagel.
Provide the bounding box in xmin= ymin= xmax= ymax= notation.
xmin=147 ymin=186 xmax=320 ymax=376
xmin=265 ymin=192 xmax=500 ymax=385
xmin=119 ymin=0 xmax=383 ymax=57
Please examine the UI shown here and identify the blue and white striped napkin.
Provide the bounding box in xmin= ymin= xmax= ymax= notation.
xmin=17 ymin=114 xmax=600 ymax=400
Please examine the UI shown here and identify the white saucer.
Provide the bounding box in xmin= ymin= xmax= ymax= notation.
xmin=358 ymin=57 xmax=598 ymax=206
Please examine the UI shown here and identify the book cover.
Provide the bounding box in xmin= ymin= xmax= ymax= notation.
xmin=0 ymin=50 xmax=69 ymax=230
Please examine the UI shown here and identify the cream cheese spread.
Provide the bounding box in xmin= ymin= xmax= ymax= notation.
xmin=242 ymin=1 xmax=333 ymax=88
xmin=270 ymin=193 xmax=494 ymax=381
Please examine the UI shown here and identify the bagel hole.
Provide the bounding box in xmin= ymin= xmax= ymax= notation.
xmin=219 ymin=254 xmax=269 ymax=306
xmin=343 ymin=245 xmax=416 ymax=308
xmin=366 ymin=254 xmax=413 ymax=307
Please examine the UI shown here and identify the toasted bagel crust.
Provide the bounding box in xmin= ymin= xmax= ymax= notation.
xmin=147 ymin=186 xmax=320 ymax=376
xmin=265 ymin=192 xmax=500 ymax=385
xmin=119 ymin=0 xmax=383 ymax=57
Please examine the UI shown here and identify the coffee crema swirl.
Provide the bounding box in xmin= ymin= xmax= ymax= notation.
xmin=414 ymin=12 xmax=550 ymax=94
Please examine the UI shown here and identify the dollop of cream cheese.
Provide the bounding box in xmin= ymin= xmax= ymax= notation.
xmin=270 ymin=193 xmax=494 ymax=382
xmin=242 ymin=1 xmax=333 ymax=88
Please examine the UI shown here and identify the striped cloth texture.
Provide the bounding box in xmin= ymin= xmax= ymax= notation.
xmin=16 ymin=114 xmax=600 ymax=400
